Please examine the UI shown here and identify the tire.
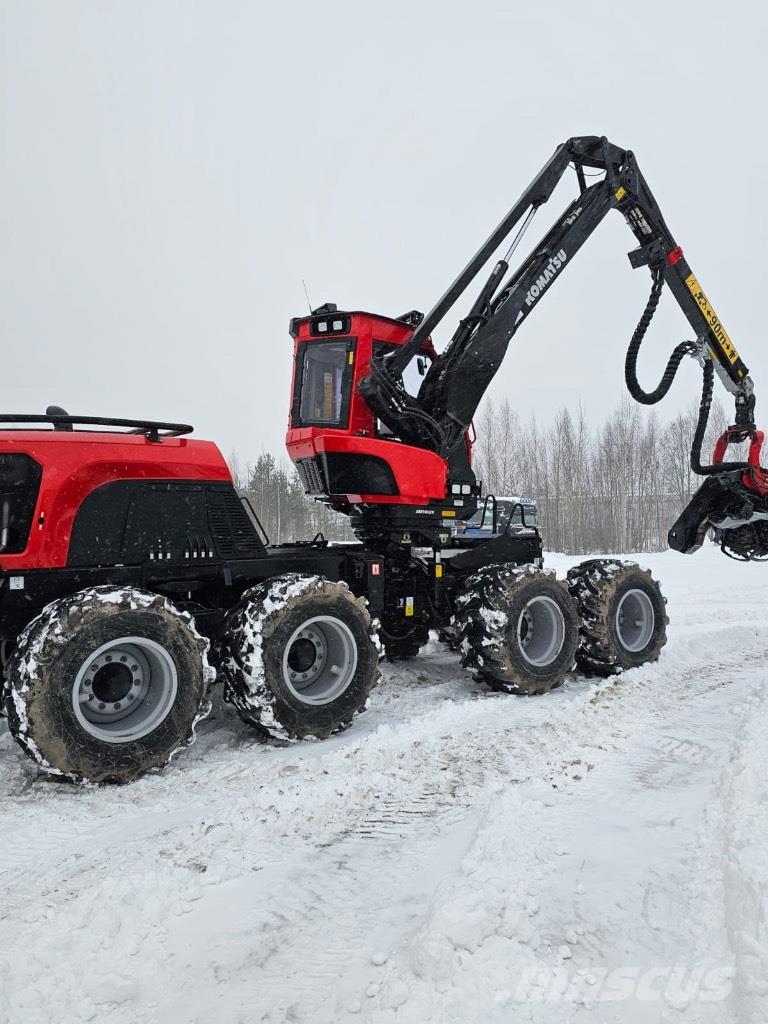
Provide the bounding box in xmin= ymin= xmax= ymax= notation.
xmin=3 ymin=587 xmax=214 ymax=785
xmin=438 ymin=623 xmax=462 ymax=652
xmin=454 ymin=564 xmax=579 ymax=695
xmin=223 ymin=574 xmax=380 ymax=741
xmin=380 ymin=622 xmax=429 ymax=662
xmin=566 ymin=559 xmax=668 ymax=676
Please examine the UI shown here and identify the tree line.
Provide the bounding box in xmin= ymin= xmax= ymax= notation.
xmin=229 ymin=450 xmax=354 ymax=545
xmin=232 ymin=395 xmax=733 ymax=554
xmin=473 ymin=394 xmax=732 ymax=553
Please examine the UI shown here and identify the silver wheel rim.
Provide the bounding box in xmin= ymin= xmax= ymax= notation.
xmin=615 ymin=588 xmax=655 ymax=653
xmin=72 ymin=636 xmax=178 ymax=743
xmin=282 ymin=615 xmax=358 ymax=706
xmin=517 ymin=595 xmax=566 ymax=667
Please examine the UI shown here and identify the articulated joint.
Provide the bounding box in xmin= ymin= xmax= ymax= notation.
xmin=627 ymin=239 xmax=666 ymax=271
xmin=734 ymin=390 xmax=757 ymax=430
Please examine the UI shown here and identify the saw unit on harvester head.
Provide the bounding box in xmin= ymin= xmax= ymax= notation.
xmin=0 ymin=135 xmax=764 ymax=785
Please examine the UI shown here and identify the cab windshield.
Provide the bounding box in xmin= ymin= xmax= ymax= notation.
xmin=295 ymin=340 xmax=353 ymax=427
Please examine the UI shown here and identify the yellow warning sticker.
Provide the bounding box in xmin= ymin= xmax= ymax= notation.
xmin=614 ymin=186 xmax=626 ymax=201
xmin=441 ymin=509 xmax=456 ymax=518
xmin=685 ymin=273 xmax=740 ymax=365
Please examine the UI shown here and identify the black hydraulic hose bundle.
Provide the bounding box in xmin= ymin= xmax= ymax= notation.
xmin=365 ymin=352 xmax=448 ymax=452
xmin=624 ymin=266 xmax=748 ymax=476
xmin=624 ymin=268 xmax=699 ymax=405
xmin=687 ymin=358 xmax=749 ymax=476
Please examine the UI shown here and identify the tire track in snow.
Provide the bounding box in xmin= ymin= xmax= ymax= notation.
xmin=153 ymin=806 xmax=484 ymax=1024
xmin=0 ymin=627 xmax=759 ymax=908
xmin=151 ymin=632 xmax=768 ymax=1023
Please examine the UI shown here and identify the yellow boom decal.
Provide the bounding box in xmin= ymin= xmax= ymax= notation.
xmin=684 ymin=273 xmax=740 ymax=366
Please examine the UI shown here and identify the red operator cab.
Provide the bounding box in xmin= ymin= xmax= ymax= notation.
xmin=286 ymin=308 xmax=460 ymax=508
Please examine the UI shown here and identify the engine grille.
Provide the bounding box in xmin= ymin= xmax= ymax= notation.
xmin=0 ymin=454 xmax=42 ymax=555
xmin=207 ymin=486 xmax=263 ymax=558
xmin=295 ymin=453 xmax=398 ymax=497
xmin=296 ymin=457 xmax=326 ymax=495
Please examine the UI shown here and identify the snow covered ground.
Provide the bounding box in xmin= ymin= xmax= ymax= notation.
xmin=1 ymin=546 xmax=767 ymax=1024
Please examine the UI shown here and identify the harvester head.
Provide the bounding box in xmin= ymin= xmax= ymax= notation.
xmin=668 ymin=472 xmax=768 ymax=560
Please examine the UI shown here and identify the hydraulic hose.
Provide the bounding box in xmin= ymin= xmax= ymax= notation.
xmin=690 ymin=358 xmax=749 ymax=475
xmin=624 ymin=267 xmax=699 ymax=405
xmin=624 ymin=265 xmax=748 ymax=476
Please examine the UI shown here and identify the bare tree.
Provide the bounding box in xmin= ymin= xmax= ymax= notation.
xmin=474 ymin=393 xmax=731 ymax=553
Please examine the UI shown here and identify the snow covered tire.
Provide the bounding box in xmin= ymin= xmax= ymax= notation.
xmin=3 ymin=587 xmax=214 ymax=785
xmin=223 ymin=574 xmax=379 ymax=741
xmin=454 ymin=564 xmax=579 ymax=695
xmin=566 ymin=559 xmax=668 ymax=676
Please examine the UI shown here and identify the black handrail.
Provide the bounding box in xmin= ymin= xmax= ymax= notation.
xmin=239 ymin=495 xmax=270 ymax=546
xmin=504 ymin=501 xmax=541 ymax=539
xmin=478 ymin=493 xmax=498 ymax=532
xmin=0 ymin=414 xmax=193 ymax=441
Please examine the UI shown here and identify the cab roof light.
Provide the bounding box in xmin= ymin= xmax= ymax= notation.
xmin=310 ymin=315 xmax=351 ymax=337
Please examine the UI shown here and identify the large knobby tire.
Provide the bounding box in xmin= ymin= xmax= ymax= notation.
xmin=454 ymin=564 xmax=579 ymax=695
xmin=223 ymin=574 xmax=380 ymax=741
xmin=566 ymin=559 xmax=668 ymax=676
xmin=3 ymin=587 xmax=214 ymax=785
xmin=380 ymin=622 xmax=429 ymax=662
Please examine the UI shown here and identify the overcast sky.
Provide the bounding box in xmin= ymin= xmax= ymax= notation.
xmin=1 ymin=1 xmax=766 ymax=467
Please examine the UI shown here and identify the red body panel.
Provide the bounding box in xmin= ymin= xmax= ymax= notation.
xmin=0 ymin=432 xmax=231 ymax=570
xmin=289 ymin=429 xmax=448 ymax=504
xmin=285 ymin=312 xmax=450 ymax=504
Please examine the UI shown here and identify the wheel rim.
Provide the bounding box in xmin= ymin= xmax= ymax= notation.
xmin=72 ymin=636 xmax=178 ymax=744
xmin=282 ymin=616 xmax=358 ymax=705
xmin=516 ymin=596 xmax=566 ymax=667
xmin=615 ymin=588 xmax=655 ymax=653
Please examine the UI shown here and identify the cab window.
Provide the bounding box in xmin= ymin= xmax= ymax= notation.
xmin=292 ymin=339 xmax=355 ymax=428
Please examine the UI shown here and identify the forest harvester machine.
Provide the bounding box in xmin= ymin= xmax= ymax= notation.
xmin=2 ymin=136 xmax=766 ymax=784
